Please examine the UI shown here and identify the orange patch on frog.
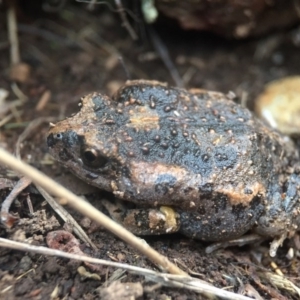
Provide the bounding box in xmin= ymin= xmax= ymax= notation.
xmin=218 ymin=181 xmax=266 ymax=206
xmin=129 ymin=161 xmax=187 ymax=187
xmin=128 ymin=106 xmax=160 ymax=129
xmin=130 ymin=161 xmax=265 ymax=206
xmin=124 ymin=79 xmax=168 ymax=88
xmin=189 ymin=89 xmax=225 ymax=99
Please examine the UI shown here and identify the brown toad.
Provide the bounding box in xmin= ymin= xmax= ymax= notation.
xmin=47 ymin=80 xmax=300 ymax=255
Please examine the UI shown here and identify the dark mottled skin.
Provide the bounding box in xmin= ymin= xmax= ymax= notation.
xmin=47 ymin=80 xmax=300 ymax=243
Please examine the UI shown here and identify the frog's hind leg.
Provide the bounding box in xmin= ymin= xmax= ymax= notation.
xmin=257 ymin=172 xmax=300 ymax=257
xmin=101 ymin=200 xmax=181 ymax=236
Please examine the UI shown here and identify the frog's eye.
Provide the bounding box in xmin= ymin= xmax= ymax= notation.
xmin=81 ymin=148 xmax=107 ymax=168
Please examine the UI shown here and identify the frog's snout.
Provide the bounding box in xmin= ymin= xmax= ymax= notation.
xmin=46 ymin=131 xmax=67 ymax=161
xmin=47 ymin=128 xmax=80 ymax=149
xmin=47 ymin=132 xmax=61 ymax=148
xmin=47 ymin=130 xmax=79 ymax=163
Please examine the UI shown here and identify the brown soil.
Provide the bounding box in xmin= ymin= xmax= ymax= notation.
xmin=1 ymin=2 xmax=300 ymax=299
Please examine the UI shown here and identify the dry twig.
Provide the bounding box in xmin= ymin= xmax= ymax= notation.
xmin=0 ymin=176 xmax=31 ymax=227
xmin=0 ymin=147 xmax=186 ymax=276
xmin=148 ymin=26 xmax=183 ymax=87
xmin=114 ymin=0 xmax=138 ymax=40
xmin=37 ymin=186 xmax=97 ymax=250
xmin=7 ymin=1 xmax=20 ymax=65
xmin=0 ymin=238 xmax=253 ymax=300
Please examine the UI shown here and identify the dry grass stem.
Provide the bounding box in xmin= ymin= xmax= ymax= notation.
xmin=37 ymin=186 xmax=97 ymax=249
xmin=260 ymin=271 xmax=300 ymax=297
xmin=1 ymin=176 xmax=31 ymax=224
xmin=35 ymin=90 xmax=52 ymax=111
xmin=0 ymin=238 xmax=253 ymax=300
xmin=149 ymin=27 xmax=183 ymax=88
xmin=0 ymin=147 xmax=186 ymax=276
xmin=114 ymin=0 xmax=138 ymax=40
xmin=7 ymin=2 xmax=20 ymax=65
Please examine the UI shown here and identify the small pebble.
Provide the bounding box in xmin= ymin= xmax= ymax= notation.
xmin=18 ymin=256 xmax=32 ymax=272
xmin=9 ymin=62 xmax=31 ymax=83
xmin=256 ymin=76 xmax=300 ymax=134
xmin=286 ymin=247 xmax=294 ymax=260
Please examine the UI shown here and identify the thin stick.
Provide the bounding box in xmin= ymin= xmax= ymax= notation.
xmin=1 ymin=176 xmax=31 ymax=224
xmin=0 ymin=148 xmax=186 ymax=276
xmin=0 ymin=238 xmax=252 ymax=300
xmin=148 ymin=26 xmax=183 ymax=88
xmin=0 ymin=237 xmax=159 ymax=274
xmin=7 ymin=1 xmax=20 ymax=65
xmin=37 ymin=186 xmax=97 ymax=250
xmin=119 ymin=56 xmax=131 ymax=80
xmin=115 ymin=0 xmax=138 ymax=40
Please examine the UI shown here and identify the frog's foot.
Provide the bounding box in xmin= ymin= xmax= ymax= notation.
xmin=205 ymin=234 xmax=264 ymax=254
xmin=101 ymin=200 xmax=181 ymax=235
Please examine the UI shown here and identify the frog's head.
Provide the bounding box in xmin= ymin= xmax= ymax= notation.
xmin=47 ymin=81 xmax=195 ymax=199
xmin=47 ymin=92 xmax=130 ymax=192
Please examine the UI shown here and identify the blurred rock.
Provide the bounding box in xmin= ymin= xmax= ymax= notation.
xmin=98 ymin=281 xmax=143 ymax=300
xmin=256 ymin=76 xmax=300 ymax=135
xmin=156 ymin=0 xmax=299 ymax=38
xmin=9 ymin=62 xmax=31 ymax=83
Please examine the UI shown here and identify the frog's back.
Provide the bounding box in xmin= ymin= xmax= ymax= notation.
xmin=115 ymin=80 xmax=291 ymax=200
xmin=112 ymin=81 xmax=300 ymax=241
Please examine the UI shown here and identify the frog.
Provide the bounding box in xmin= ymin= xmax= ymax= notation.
xmin=47 ymin=80 xmax=300 ymax=256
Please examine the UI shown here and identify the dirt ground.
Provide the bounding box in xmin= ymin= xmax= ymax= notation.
xmin=1 ymin=1 xmax=300 ymax=299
